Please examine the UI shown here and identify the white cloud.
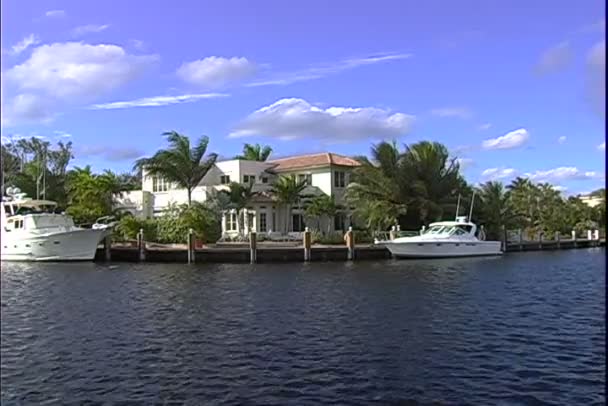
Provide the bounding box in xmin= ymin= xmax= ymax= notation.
xmin=456 ymin=158 xmax=474 ymax=170
xmin=6 ymin=42 xmax=157 ymax=101
xmin=478 ymin=123 xmax=492 ymax=131
xmin=430 ymin=107 xmax=472 ymax=119
xmin=535 ymin=41 xmax=572 ymax=74
xmin=129 ymin=39 xmax=145 ymax=51
xmin=247 ymin=53 xmax=411 ymax=87
xmin=229 ymin=98 xmax=414 ymax=142
xmin=481 ymin=167 xmax=517 ymax=181
xmin=2 ymin=93 xmax=54 ymax=126
xmin=482 ymin=128 xmax=530 ymax=150
xmin=71 ymin=24 xmax=110 ymax=37
xmin=558 ymin=136 xmax=567 ymax=144
xmin=598 ymin=142 xmax=605 ymax=151
xmin=76 ymin=145 xmax=145 ymax=162
xmin=45 ymin=10 xmax=65 ymax=18
xmin=10 ymin=34 xmax=40 ymax=56
xmin=552 ymin=185 xmax=568 ymax=192
xmin=88 ymin=93 xmax=229 ymax=110
xmin=177 ymin=57 xmax=256 ymax=88
xmin=525 ymin=167 xmax=600 ymax=183
xmin=586 ymin=40 xmax=605 ymax=118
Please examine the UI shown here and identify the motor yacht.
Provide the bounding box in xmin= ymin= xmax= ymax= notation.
xmin=1 ymin=189 xmax=106 ymax=261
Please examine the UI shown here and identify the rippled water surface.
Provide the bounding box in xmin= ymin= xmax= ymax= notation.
xmin=1 ymin=249 xmax=605 ymax=405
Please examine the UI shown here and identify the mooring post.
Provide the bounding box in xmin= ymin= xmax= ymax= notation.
xmin=104 ymin=234 xmax=112 ymax=262
xmin=346 ymin=227 xmax=355 ymax=261
xmin=518 ymin=229 xmax=523 ymax=251
xmin=587 ymin=229 xmax=592 ymax=241
xmin=137 ymin=228 xmax=145 ymax=262
xmin=389 ymin=226 xmax=396 ymax=241
xmin=501 ymin=225 xmax=507 ymax=252
xmin=594 ymin=229 xmax=599 ymax=241
xmin=572 ymin=230 xmax=577 ymax=248
xmin=555 ymin=231 xmax=561 ymax=249
xmin=249 ymin=231 xmax=257 ymax=264
xmin=303 ymin=227 xmax=311 ymax=261
xmin=538 ymin=231 xmax=543 ymax=250
xmin=187 ymin=228 xmax=195 ymax=264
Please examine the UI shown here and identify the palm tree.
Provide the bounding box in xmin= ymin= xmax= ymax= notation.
xmin=235 ymin=143 xmax=273 ymax=161
xmin=346 ymin=140 xmax=465 ymax=230
xmin=271 ymin=175 xmax=307 ymax=232
xmin=477 ymin=181 xmax=518 ymax=239
xmin=134 ymin=131 xmax=218 ymax=206
xmin=220 ymin=182 xmax=257 ymax=235
xmin=305 ymin=195 xmax=338 ymax=234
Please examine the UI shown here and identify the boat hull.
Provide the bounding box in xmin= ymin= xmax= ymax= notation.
xmin=1 ymin=229 xmax=106 ymax=262
xmin=381 ymin=240 xmax=503 ymax=258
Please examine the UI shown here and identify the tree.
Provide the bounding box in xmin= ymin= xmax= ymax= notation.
xmin=305 ymin=195 xmax=338 ymax=233
xmin=134 ymin=131 xmax=218 ymax=206
xmin=346 ymin=140 xmax=466 ymax=230
xmin=271 ymin=175 xmax=307 ymax=232
xmin=235 ymin=143 xmax=273 ymax=161
xmin=65 ymin=166 xmax=123 ymax=224
xmin=477 ymin=181 xmax=518 ymax=240
xmin=219 ymin=182 xmax=257 ymax=235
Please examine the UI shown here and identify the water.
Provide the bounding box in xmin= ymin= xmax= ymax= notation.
xmin=1 ymin=249 xmax=605 ymax=405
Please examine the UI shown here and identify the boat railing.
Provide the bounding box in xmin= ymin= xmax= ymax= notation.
xmin=373 ymin=230 xmax=420 ymax=242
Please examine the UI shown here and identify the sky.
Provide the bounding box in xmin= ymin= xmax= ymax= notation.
xmin=1 ymin=0 xmax=605 ymax=195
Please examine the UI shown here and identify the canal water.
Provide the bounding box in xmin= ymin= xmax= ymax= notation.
xmin=1 ymin=249 xmax=605 ymax=405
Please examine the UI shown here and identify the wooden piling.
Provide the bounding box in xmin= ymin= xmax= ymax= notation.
xmin=572 ymin=230 xmax=577 ymax=248
xmin=137 ymin=228 xmax=146 ymax=262
xmin=346 ymin=227 xmax=355 ymax=260
xmin=501 ymin=225 xmax=507 ymax=252
xmin=538 ymin=232 xmax=543 ymax=250
xmin=518 ymin=229 xmax=523 ymax=251
xmin=187 ymin=228 xmax=195 ymax=264
xmin=555 ymin=231 xmax=560 ymax=249
xmin=249 ymin=231 xmax=257 ymax=264
xmin=303 ymin=227 xmax=311 ymax=261
xmin=104 ymin=234 xmax=112 ymax=262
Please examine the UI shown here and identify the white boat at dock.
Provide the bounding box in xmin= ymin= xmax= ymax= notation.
xmin=377 ymin=217 xmax=503 ymax=258
xmin=1 ymin=188 xmax=106 ymax=262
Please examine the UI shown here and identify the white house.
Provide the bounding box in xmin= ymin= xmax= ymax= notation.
xmin=578 ymin=194 xmax=604 ymax=208
xmin=114 ymin=152 xmax=361 ymax=238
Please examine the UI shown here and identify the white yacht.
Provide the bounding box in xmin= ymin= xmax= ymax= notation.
xmin=377 ymin=216 xmax=503 ymax=258
xmin=1 ymin=189 xmax=107 ymax=261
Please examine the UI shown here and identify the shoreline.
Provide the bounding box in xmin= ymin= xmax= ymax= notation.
xmin=95 ymin=239 xmax=606 ymax=264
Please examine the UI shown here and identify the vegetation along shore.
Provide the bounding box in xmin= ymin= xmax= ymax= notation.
xmin=1 ymin=133 xmax=605 ymax=255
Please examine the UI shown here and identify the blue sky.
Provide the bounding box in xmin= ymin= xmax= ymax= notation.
xmin=1 ymin=0 xmax=605 ymax=194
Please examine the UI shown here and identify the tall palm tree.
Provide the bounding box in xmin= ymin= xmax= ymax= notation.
xmin=305 ymin=195 xmax=338 ymax=233
xmin=477 ymin=181 xmax=518 ymax=239
xmin=220 ymin=182 xmax=257 ymax=235
xmin=235 ymin=143 xmax=273 ymax=161
xmin=271 ymin=175 xmax=307 ymax=232
xmin=134 ymin=131 xmax=218 ymax=206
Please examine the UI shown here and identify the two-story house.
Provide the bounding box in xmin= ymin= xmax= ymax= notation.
xmin=114 ymin=152 xmax=361 ymax=239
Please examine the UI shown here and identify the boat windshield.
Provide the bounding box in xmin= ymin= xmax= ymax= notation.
xmin=424 ymin=225 xmax=450 ymax=234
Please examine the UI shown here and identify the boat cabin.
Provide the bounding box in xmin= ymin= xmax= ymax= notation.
xmin=424 ymin=217 xmax=479 ymax=238
xmin=1 ymin=195 xmax=72 ymax=232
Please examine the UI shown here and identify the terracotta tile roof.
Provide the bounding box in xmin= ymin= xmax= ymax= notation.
xmin=268 ymin=153 xmax=361 ymax=172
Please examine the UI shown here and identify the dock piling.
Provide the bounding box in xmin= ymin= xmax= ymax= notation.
xmin=137 ymin=228 xmax=146 ymax=262
xmin=303 ymin=227 xmax=311 ymax=261
xmin=187 ymin=228 xmax=195 ymax=264
xmin=249 ymin=231 xmax=257 ymax=264
xmin=538 ymin=232 xmax=543 ymax=250
xmin=518 ymin=229 xmax=523 ymax=251
xmin=346 ymin=227 xmax=355 ymax=261
xmin=104 ymin=234 xmax=112 ymax=262
xmin=572 ymin=230 xmax=577 ymax=248
xmin=555 ymin=232 xmax=560 ymax=249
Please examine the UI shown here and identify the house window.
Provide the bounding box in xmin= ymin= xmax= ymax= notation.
xmin=334 ymin=171 xmax=346 ymax=188
xmin=334 ymin=214 xmax=345 ymax=231
xmin=298 ymin=174 xmax=312 ymax=185
xmin=261 ymin=177 xmax=268 ymax=184
xmin=152 ymin=176 xmax=169 ymax=192
xmin=220 ymin=175 xmax=231 ymax=184
xmin=259 ymin=213 xmax=267 ymax=232
xmin=226 ymin=212 xmax=237 ymax=231
xmin=243 ymin=175 xmax=255 ymax=184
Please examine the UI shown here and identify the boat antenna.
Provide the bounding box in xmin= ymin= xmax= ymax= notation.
xmin=455 ymin=194 xmax=461 ymax=221
xmin=468 ymin=191 xmax=476 ymax=221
